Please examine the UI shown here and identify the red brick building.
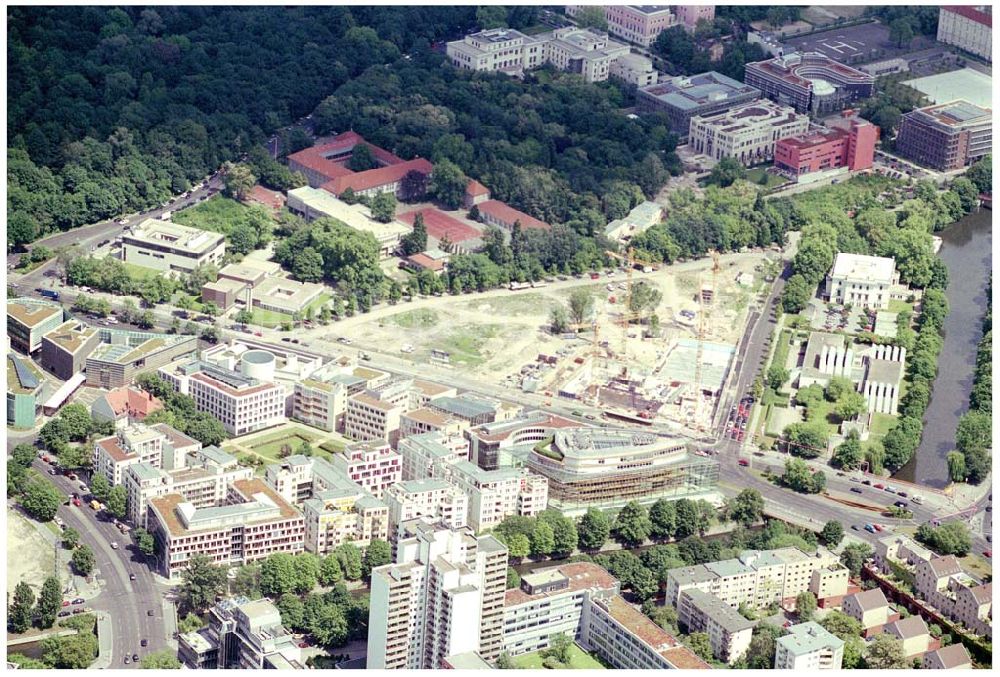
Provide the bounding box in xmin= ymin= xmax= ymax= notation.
xmin=775 ymin=117 xmax=878 ymax=180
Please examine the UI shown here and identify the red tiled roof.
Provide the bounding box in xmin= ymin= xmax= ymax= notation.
xmin=477 ymin=200 xmax=550 ymax=231
xmin=102 ymin=387 xmax=164 ymax=419
xmin=942 ymin=5 xmax=992 ymax=27
xmin=465 ymin=179 xmax=490 ymax=197
xmin=407 ymin=253 xmax=447 ymax=272
xmin=286 ymin=132 xmax=404 ymax=183
xmin=398 ymin=208 xmax=481 ymax=244
xmin=247 ymin=185 xmax=286 ymax=211
xmin=97 ymin=436 xmax=135 ymax=463
xmin=322 ymin=158 xmax=433 ymax=196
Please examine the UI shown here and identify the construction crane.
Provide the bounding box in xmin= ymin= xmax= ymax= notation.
xmin=604 ymin=248 xmax=661 ymax=363
xmin=692 ymin=250 xmax=721 ymax=431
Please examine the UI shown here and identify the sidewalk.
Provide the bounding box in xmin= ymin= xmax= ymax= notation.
xmin=90 ymin=612 xmax=113 ymax=669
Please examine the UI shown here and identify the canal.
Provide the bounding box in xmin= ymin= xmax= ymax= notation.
xmin=896 ymin=208 xmax=992 ymax=488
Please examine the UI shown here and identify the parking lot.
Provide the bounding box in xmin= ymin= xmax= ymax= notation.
xmin=784 ymin=22 xmax=936 ymax=65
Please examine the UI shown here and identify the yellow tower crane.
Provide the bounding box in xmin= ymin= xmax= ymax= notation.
xmin=693 ymin=250 xmax=722 ymax=431
xmin=604 ymin=248 xmax=661 ymax=363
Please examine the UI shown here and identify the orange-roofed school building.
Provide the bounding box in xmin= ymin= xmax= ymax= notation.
xmin=287 ymin=131 xmax=404 ymax=187
xmin=477 ymin=200 xmax=550 ymax=231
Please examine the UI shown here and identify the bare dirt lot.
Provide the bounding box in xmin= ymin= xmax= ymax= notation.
xmin=7 ymin=508 xmax=60 ymax=593
xmin=350 ymin=253 xmax=769 ymax=385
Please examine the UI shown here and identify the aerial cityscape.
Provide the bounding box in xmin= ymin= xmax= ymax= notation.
xmin=5 ymin=3 xmax=993 ymax=672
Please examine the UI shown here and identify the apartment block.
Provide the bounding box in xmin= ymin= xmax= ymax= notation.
xmin=345 ymin=391 xmax=406 ymax=445
xmin=7 ymin=298 xmax=65 ymax=354
xmin=302 ymin=477 xmax=388 ymax=555
xmin=502 ymin=562 xmax=620 ymax=656
xmin=895 ymin=100 xmax=993 ymax=171
xmin=124 ymin=445 xmax=253 ymax=528
xmin=637 ymin=71 xmax=761 ymax=140
xmin=179 ymin=597 xmax=304 ymax=669
xmin=915 ymin=555 xmax=992 ymax=638
xmin=367 ymin=520 xmax=509 ymax=669
xmin=40 ymin=319 xmax=100 ymax=379
xmin=398 ymin=432 xmax=471 ymax=481
xmin=678 ymin=588 xmax=755 ymax=664
xmin=159 ymin=359 xmax=285 ymax=436
xmin=773 ymin=622 xmax=844 ymax=670
xmin=399 ymin=407 xmax=467 ymax=439
xmin=665 ymin=547 xmax=844 ymax=611
xmin=937 ymin=5 xmax=992 ymax=62
xmin=444 ymin=461 xmax=549 ymax=532
xmin=93 ymin=424 xmax=167 ymax=486
xmin=293 ymin=377 xmax=348 ymax=433
xmin=385 ymin=479 xmax=469 ymax=535
xmin=122 ymin=218 xmax=226 ymax=274
xmin=874 ymin=533 xmax=934 ymax=576
xmin=688 ymin=99 xmax=809 ymax=165
xmin=148 ymin=479 xmax=304 ymax=580
xmin=328 ymin=442 xmax=401 ymax=499
xmin=582 ymin=594 xmax=710 ymax=669
xmin=922 ymin=643 xmax=974 ymax=669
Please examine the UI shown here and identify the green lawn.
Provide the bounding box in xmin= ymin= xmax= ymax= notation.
xmin=123 ymin=262 xmax=162 ymax=280
xmin=173 ymin=195 xmax=250 ymax=235
xmin=513 ymin=645 xmax=606 ymax=670
xmin=745 ymin=167 xmax=788 ymax=189
xmin=437 ymin=325 xmax=500 ymax=366
xmin=888 ymin=299 xmax=915 ymax=314
xmin=244 ymin=428 xmax=325 ymax=462
xmin=252 ymin=308 xmax=294 ymax=328
xmin=868 ymin=412 xmax=897 ymax=438
xmin=305 ymin=293 xmax=332 ymax=315
xmin=771 ymin=329 xmax=793 ymax=371
xmin=391 ymin=309 xmax=439 ymax=328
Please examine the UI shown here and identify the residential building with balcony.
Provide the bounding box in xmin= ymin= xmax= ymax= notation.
xmin=398 ymin=432 xmax=471 ymax=481
xmin=302 ymin=475 xmax=388 ymax=556
xmin=328 ymin=442 xmax=402 ymax=499
xmin=444 ymin=461 xmax=549 ymax=532
xmin=843 ymin=588 xmax=898 ymax=637
xmin=773 ymin=622 xmax=844 ymax=670
xmin=148 ymin=479 xmax=304 ymax=580
xmin=93 ymin=423 xmax=167 ymax=487
xmin=345 ymin=391 xmax=406 ymax=445
xmin=385 ymin=479 xmax=469 ymax=535
xmin=367 ymin=520 xmax=509 ymax=669
xmin=677 ymin=588 xmax=755 ymax=663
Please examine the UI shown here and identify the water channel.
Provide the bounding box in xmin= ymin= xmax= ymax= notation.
xmin=895 ymin=208 xmax=992 ymax=488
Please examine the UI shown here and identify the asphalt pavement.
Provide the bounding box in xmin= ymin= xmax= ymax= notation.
xmin=32 ymin=458 xmax=171 ymax=669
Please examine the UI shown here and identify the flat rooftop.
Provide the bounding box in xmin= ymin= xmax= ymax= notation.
xmin=902 ymin=68 xmax=993 ymax=110
xmin=124 ymin=218 xmax=225 ymax=254
xmin=640 ymin=71 xmax=759 ymax=110
xmin=7 ymin=299 xmax=63 ymax=328
xmin=777 ymin=621 xmax=844 ymax=656
xmin=254 ymin=276 xmax=324 ymax=309
xmin=505 ymin=562 xmax=618 ymax=606
xmin=831 ymin=252 xmax=896 ymax=284
xmin=907 ymin=99 xmax=993 ymax=129
xmin=7 ymin=354 xmax=43 ymax=395
xmin=42 ymin=320 xmax=97 ymax=355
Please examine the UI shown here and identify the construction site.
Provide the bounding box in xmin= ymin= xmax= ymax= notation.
xmin=352 ymin=250 xmax=775 ymax=434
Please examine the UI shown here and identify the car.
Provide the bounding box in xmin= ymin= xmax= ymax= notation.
xmin=48 ymin=468 xmax=57 ymax=475
xmin=894 ymin=500 xmax=909 ymax=508
xmin=281 ymin=337 xmax=292 ymax=342
xmin=338 ymin=337 xmax=352 ymax=345
xmin=72 ymin=598 xmax=84 ymax=605
xmin=862 ymin=479 xmax=872 ymax=486
xmin=874 ymin=483 xmax=884 ymax=489
xmin=298 ymin=641 xmax=309 ymax=649
xmin=911 ymin=496 xmax=923 ymax=505
xmin=62 ymin=600 xmax=71 ymax=607
xmin=111 ymin=542 xmax=119 ymax=550
xmin=738 ymin=459 xmax=749 ymax=467
xmin=984 ymin=550 xmax=992 ymax=558
xmin=130 ymin=573 xmax=137 ymax=581
xmin=72 ymin=607 xmax=86 ymax=614
xmin=850 ymin=487 xmax=863 ymax=494
xmin=897 ymin=491 xmax=907 ymax=497
xmin=851 ymin=524 xmax=861 ymax=531
xmin=133 ymin=654 xmax=140 ymax=662
xmin=584 ymin=414 xmax=596 ymax=420
xmin=836 ymin=472 xmax=845 ymax=477
xmin=849 ymin=477 xmax=861 ymax=483
xmin=147 ymin=610 xmax=155 ymax=617
xmin=884 ymin=485 xmax=896 ymax=493
xmin=73 ymin=498 xmax=81 ymax=507
xmin=79 ymin=484 xmax=88 ymax=493
xmin=141 ymin=639 xmax=148 ymax=647
xmin=67 ymin=473 xmax=77 ymax=481
xmin=41 ymin=455 xmax=50 ymax=463
xmin=58 ymin=610 xmax=72 ymax=617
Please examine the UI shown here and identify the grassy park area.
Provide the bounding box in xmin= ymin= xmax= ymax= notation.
xmin=173 ymin=195 xmax=252 ymax=234
xmin=512 ymin=645 xmax=606 ymax=670
xmin=745 ymin=167 xmax=788 ymax=189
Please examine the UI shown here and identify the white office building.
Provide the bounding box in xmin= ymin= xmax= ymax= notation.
xmin=825 ymin=253 xmax=900 ymax=310
xmin=122 ymin=218 xmax=226 ymax=274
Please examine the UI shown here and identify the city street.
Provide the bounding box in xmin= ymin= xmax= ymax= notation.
xmin=31 ymin=458 xmax=171 ymax=669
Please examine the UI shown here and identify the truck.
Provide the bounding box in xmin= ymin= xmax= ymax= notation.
xmin=530 ymin=281 xmax=548 ymax=288
xmin=509 ymin=281 xmax=531 ymax=291
xmin=37 ymin=289 xmax=60 ymax=300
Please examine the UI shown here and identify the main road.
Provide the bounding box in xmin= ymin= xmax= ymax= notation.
xmin=32 ymin=458 xmax=170 ymax=668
